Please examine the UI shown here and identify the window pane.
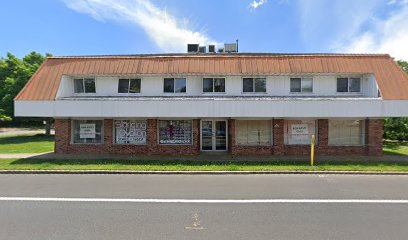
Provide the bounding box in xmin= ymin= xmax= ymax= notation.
xmin=329 ymin=120 xmax=364 ymax=145
xmin=337 ymin=78 xmax=348 ymax=92
xmin=72 ymin=120 xmax=103 ymax=144
xmin=285 ymin=120 xmax=315 ymax=145
xmin=129 ymin=79 xmax=141 ymax=93
xmin=243 ymin=78 xmax=254 ymax=92
xmin=203 ymin=78 xmax=213 ymax=92
xmin=214 ymin=78 xmax=225 ymax=92
xmin=254 ymin=78 xmax=266 ymax=92
xmin=164 ymin=78 xmax=174 ymax=93
xmin=118 ymin=79 xmax=129 ymax=93
xmin=114 ymin=120 xmax=146 ymax=144
xmin=301 ymin=78 xmax=313 ymax=92
xmin=349 ymin=78 xmax=361 ymax=92
xmin=158 ymin=120 xmax=192 ymax=144
xmin=175 ymin=78 xmax=186 ymax=93
xmin=236 ymin=120 xmax=271 ymax=145
xmin=74 ymin=79 xmax=84 ymax=93
xmin=290 ymin=78 xmax=301 ymax=92
xmin=84 ymin=79 xmax=96 ymax=93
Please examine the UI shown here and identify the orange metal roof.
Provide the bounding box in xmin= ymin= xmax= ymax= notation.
xmin=15 ymin=53 xmax=408 ymax=100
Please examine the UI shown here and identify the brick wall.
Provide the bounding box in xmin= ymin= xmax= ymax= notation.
xmin=55 ymin=118 xmax=384 ymax=156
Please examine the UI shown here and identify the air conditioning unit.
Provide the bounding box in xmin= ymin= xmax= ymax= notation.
xmin=218 ymin=48 xmax=224 ymax=53
xmin=208 ymin=45 xmax=215 ymax=53
xmin=199 ymin=46 xmax=206 ymax=53
xmin=224 ymin=43 xmax=237 ymax=53
xmin=187 ymin=44 xmax=199 ymax=53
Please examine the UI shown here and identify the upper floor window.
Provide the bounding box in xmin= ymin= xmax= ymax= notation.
xmin=203 ymin=78 xmax=225 ymax=93
xmin=74 ymin=78 xmax=95 ymax=93
xmin=118 ymin=78 xmax=141 ymax=93
xmin=337 ymin=77 xmax=361 ymax=93
xmin=290 ymin=77 xmax=313 ymax=93
xmin=164 ymin=78 xmax=186 ymax=93
xmin=243 ymin=78 xmax=266 ymax=93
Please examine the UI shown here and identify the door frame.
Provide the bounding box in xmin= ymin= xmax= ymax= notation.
xmin=200 ymin=119 xmax=228 ymax=152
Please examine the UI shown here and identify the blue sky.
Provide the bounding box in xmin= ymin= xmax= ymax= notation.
xmin=1 ymin=0 xmax=408 ymax=59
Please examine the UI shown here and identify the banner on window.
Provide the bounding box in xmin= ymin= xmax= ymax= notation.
xmin=80 ymin=123 xmax=96 ymax=138
xmin=291 ymin=124 xmax=309 ymax=135
xmin=114 ymin=120 xmax=147 ymax=144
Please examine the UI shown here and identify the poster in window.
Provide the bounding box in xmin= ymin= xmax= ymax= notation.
xmin=115 ymin=120 xmax=146 ymax=144
xmin=159 ymin=120 xmax=192 ymax=144
xmin=80 ymin=124 xmax=96 ymax=138
xmin=291 ymin=124 xmax=309 ymax=135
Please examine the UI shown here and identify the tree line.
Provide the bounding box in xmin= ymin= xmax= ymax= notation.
xmin=0 ymin=52 xmax=408 ymax=141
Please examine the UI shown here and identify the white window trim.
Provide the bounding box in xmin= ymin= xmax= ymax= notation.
xmin=163 ymin=77 xmax=188 ymax=94
xmin=157 ymin=119 xmax=194 ymax=145
xmin=336 ymin=76 xmax=362 ymax=94
xmin=289 ymin=77 xmax=314 ymax=94
xmin=117 ymin=78 xmax=142 ymax=95
xmin=242 ymin=77 xmax=268 ymax=94
xmin=202 ymin=77 xmax=226 ymax=94
xmin=73 ymin=77 xmax=97 ymax=95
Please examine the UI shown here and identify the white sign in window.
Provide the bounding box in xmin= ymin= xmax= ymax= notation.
xmin=80 ymin=124 xmax=96 ymax=139
xmin=114 ymin=120 xmax=147 ymax=144
xmin=291 ymin=124 xmax=309 ymax=135
xmin=158 ymin=120 xmax=192 ymax=144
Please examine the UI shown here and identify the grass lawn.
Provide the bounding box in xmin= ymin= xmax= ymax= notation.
xmin=0 ymin=134 xmax=54 ymax=153
xmin=0 ymin=158 xmax=407 ymax=172
xmin=383 ymin=141 xmax=408 ymax=155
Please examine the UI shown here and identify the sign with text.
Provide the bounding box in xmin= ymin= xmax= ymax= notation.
xmin=80 ymin=123 xmax=96 ymax=138
xmin=291 ymin=124 xmax=309 ymax=135
xmin=114 ymin=120 xmax=147 ymax=144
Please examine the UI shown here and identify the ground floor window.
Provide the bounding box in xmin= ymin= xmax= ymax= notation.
xmin=72 ymin=120 xmax=103 ymax=144
xmin=329 ymin=120 xmax=365 ymax=145
xmin=236 ymin=120 xmax=272 ymax=145
xmin=158 ymin=120 xmax=192 ymax=144
xmin=284 ymin=120 xmax=316 ymax=145
xmin=114 ymin=120 xmax=147 ymax=144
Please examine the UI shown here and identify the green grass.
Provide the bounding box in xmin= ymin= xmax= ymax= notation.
xmin=0 ymin=134 xmax=54 ymax=153
xmin=0 ymin=158 xmax=407 ymax=172
xmin=383 ymin=141 xmax=408 ymax=155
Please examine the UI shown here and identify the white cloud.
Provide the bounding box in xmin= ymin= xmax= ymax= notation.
xmin=62 ymin=0 xmax=220 ymax=52
xmin=338 ymin=3 xmax=408 ymax=60
xmin=249 ymin=0 xmax=268 ymax=10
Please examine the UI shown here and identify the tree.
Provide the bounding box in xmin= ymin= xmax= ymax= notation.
xmin=384 ymin=60 xmax=408 ymax=141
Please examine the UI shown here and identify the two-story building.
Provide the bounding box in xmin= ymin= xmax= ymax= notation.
xmin=14 ymin=53 xmax=408 ymax=156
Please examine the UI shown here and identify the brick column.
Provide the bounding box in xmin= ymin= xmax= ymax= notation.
xmin=147 ymin=119 xmax=158 ymax=155
xmin=366 ymin=119 xmax=384 ymax=156
xmin=273 ymin=119 xmax=285 ymax=155
xmin=317 ymin=119 xmax=328 ymax=154
xmin=192 ymin=119 xmax=201 ymax=154
xmin=228 ymin=119 xmax=236 ymax=155
xmin=54 ymin=118 xmax=71 ymax=154
xmin=103 ymin=119 xmax=113 ymax=152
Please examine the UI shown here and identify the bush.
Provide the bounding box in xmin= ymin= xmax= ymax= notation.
xmin=384 ymin=118 xmax=408 ymax=141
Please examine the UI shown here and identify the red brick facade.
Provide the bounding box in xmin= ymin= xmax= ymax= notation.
xmin=55 ymin=118 xmax=384 ymax=156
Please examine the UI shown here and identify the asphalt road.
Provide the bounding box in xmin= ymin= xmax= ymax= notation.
xmin=0 ymin=174 xmax=408 ymax=240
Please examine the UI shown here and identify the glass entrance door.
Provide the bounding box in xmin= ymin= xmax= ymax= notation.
xmin=201 ymin=120 xmax=227 ymax=151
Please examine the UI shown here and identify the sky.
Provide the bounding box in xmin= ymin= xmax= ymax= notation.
xmin=1 ymin=0 xmax=408 ymax=60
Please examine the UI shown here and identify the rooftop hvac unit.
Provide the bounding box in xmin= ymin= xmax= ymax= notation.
xmin=199 ymin=46 xmax=206 ymax=53
xmin=218 ymin=48 xmax=224 ymax=53
xmin=224 ymin=43 xmax=237 ymax=53
xmin=208 ymin=45 xmax=215 ymax=53
xmin=187 ymin=44 xmax=199 ymax=53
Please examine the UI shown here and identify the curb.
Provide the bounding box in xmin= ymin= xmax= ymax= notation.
xmin=0 ymin=170 xmax=407 ymax=175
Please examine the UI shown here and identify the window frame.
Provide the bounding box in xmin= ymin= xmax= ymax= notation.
xmin=283 ymin=119 xmax=318 ymax=145
xmin=202 ymin=77 xmax=226 ymax=93
xmin=71 ymin=119 xmax=104 ymax=144
xmin=113 ymin=119 xmax=147 ymax=145
xmin=242 ymin=77 xmax=267 ymax=93
xmin=336 ymin=77 xmax=362 ymax=93
xmin=163 ymin=78 xmax=187 ymax=93
xmin=73 ymin=78 xmax=96 ymax=94
xmin=157 ymin=119 xmax=193 ymax=145
xmin=290 ymin=77 xmax=313 ymax=93
xmin=328 ymin=119 xmax=365 ymax=146
xmin=235 ymin=120 xmax=273 ymax=146
xmin=117 ymin=78 xmax=142 ymax=94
